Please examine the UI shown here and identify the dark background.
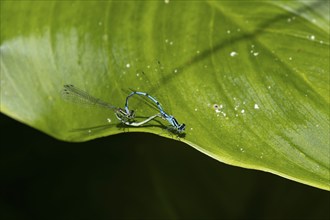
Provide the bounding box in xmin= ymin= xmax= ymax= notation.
xmin=1 ymin=113 xmax=329 ymax=220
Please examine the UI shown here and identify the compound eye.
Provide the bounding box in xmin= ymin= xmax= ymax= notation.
xmin=179 ymin=124 xmax=186 ymax=131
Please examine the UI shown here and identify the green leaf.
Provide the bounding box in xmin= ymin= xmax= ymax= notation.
xmin=1 ymin=1 xmax=329 ymax=190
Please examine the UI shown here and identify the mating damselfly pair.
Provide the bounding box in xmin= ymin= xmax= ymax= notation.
xmin=61 ymin=84 xmax=185 ymax=133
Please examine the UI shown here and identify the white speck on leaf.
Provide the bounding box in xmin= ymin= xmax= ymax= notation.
xmin=230 ymin=51 xmax=238 ymax=57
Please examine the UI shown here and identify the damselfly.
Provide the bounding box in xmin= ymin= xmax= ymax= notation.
xmin=125 ymin=91 xmax=185 ymax=133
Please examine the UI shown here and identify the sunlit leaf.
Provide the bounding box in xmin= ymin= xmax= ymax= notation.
xmin=1 ymin=1 xmax=329 ymax=190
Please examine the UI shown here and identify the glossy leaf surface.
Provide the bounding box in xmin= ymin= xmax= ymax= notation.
xmin=1 ymin=1 xmax=329 ymax=190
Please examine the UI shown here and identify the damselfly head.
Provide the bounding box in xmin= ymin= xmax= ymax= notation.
xmin=128 ymin=110 xmax=135 ymax=119
xmin=171 ymin=117 xmax=185 ymax=133
xmin=178 ymin=123 xmax=186 ymax=132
